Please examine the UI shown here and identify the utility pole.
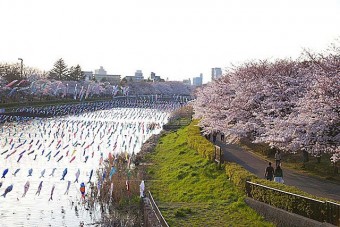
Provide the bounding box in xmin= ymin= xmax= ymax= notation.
xmin=18 ymin=58 xmax=23 ymax=78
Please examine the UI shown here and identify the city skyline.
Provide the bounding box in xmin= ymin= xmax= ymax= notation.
xmin=0 ymin=0 xmax=339 ymax=84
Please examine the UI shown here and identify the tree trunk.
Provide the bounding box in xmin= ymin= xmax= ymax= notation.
xmin=316 ymin=156 xmax=321 ymax=163
xmin=303 ymin=150 xmax=309 ymax=163
xmin=334 ymin=163 xmax=339 ymax=174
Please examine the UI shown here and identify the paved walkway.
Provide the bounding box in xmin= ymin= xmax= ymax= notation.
xmin=211 ymin=137 xmax=340 ymax=202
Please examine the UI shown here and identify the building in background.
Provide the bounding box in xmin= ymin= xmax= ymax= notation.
xmin=193 ymin=73 xmax=203 ymax=86
xmin=124 ymin=76 xmax=135 ymax=82
xmin=211 ymin=67 xmax=222 ymax=80
xmin=92 ymin=66 xmax=121 ymax=84
xmin=124 ymin=70 xmax=145 ymax=82
xmin=94 ymin=74 xmax=121 ymax=84
xmin=183 ymin=78 xmax=191 ymax=85
xmin=94 ymin=66 xmax=107 ymax=75
xmin=150 ymin=72 xmax=162 ymax=82
xmin=134 ymin=70 xmax=144 ymax=81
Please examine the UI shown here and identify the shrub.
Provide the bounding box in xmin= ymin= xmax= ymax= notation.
xmin=225 ymin=163 xmax=257 ymax=192
xmin=186 ymin=120 xmax=215 ymax=161
xmin=224 ymin=162 xmax=335 ymax=223
xmin=248 ymin=179 xmax=328 ymax=221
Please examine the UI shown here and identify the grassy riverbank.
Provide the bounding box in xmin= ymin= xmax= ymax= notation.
xmin=145 ymin=127 xmax=273 ymax=226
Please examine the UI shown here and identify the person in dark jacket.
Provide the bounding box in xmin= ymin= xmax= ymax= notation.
xmin=264 ymin=162 xmax=274 ymax=181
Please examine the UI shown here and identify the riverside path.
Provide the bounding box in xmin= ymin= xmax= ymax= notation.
xmin=212 ymin=137 xmax=340 ymax=202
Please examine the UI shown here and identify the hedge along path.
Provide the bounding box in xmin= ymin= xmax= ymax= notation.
xmin=145 ymin=123 xmax=273 ymax=227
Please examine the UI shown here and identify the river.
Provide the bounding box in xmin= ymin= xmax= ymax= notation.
xmin=0 ymin=107 xmax=169 ymax=226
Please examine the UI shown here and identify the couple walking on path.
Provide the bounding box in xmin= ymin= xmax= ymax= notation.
xmin=265 ymin=162 xmax=284 ymax=183
xmin=211 ymin=134 xmax=340 ymax=201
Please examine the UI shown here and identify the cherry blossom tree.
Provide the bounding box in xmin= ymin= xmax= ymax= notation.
xmin=293 ymin=47 xmax=339 ymax=162
xmin=194 ymin=76 xmax=235 ymax=138
xmin=193 ymin=42 xmax=339 ymax=164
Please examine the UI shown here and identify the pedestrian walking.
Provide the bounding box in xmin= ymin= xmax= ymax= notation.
xmin=264 ymin=162 xmax=274 ymax=181
xmin=274 ymin=165 xmax=284 ymax=183
xmin=275 ymin=150 xmax=282 ymax=167
xmin=212 ymin=131 xmax=217 ymax=143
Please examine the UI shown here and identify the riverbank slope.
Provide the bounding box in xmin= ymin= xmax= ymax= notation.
xmin=144 ymin=126 xmax=273 ymax=226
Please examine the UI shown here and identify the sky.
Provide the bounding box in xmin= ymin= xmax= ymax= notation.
xmin=0 ymin=0 xmax=339 ymax=83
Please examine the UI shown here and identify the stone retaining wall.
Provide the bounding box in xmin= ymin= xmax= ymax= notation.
xmin=245 ymin=197 xmax=335 ymax=227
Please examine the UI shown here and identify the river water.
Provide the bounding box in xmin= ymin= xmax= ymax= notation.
xmin=0 ymin=107 xmax=169 ymax=227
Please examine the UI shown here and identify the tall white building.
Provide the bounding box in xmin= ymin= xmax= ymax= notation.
xmin=211 ymin=67 xmax=222 ymax=80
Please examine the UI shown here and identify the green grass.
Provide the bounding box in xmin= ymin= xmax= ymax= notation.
xmin=283 ymin=153 xmax=340 ymax=181
xmin=146 ymin=127 xmax=274 ymax=227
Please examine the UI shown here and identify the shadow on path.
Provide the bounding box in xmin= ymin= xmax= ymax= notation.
xmin=210 ymin=136 xmax=340 ymax=202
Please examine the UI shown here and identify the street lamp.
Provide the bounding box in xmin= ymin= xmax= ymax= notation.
xmin=18 ymin=58 xmax=23 ymax=78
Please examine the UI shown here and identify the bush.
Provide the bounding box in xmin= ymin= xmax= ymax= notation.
xmin=225 ymin=163 xmax=257 ymax=192
xmin=186 ymin=120 xmax=215 ymax=161
xmin=249 ymin=179 xmax=328 ymax=221
xmin=224 ymin=162 xmax=334 ymax=222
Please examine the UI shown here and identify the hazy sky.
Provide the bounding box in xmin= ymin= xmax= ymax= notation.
xmin=0 ymin=0 xmax=339 ymax=83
